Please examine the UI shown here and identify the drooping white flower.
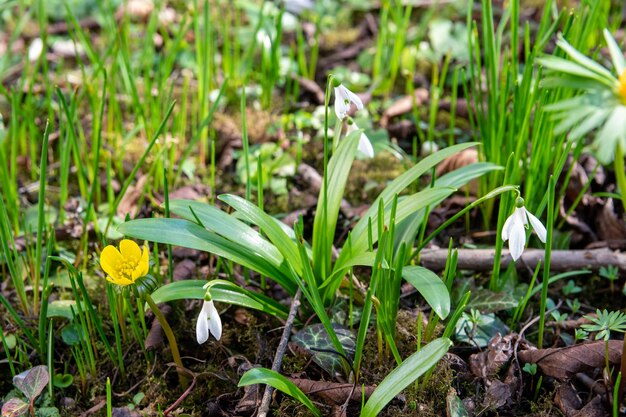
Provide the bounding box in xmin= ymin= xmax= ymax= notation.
xmin=347 ymin=122 xmax=374 ymax=158
xmin=334 ymin=84 xmax=363 ymax=120
xmin=502 ymin=197 xmax=547 ymax=261
xmin=196 ymin=299 xmax=222 ymax=344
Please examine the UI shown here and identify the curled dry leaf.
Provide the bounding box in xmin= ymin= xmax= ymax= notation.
xmin=470 ymin=334 xmax=516 ymax=379
xmin=435 ymin=148 xmax=479 ymax=195
xmin=518 ymin=340 xmax=622 ymax=380
xmin=554 ymin=383 xmax=582 ymax=417
xmin=116 ymin=174 xmax=149 ymax=218
xmin=596 ymin=198 xmax=626 ymax=242
xmin=380 ymin=88 xmax=429 ymax=128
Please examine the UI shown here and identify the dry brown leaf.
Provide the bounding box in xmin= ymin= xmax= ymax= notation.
xmin=116 ymin=174 xmax=149 ymax=218
xmin=518 ymin=340 xmax=622 ymax=380
xmin=470 ymin=334 xmax=515 ymax=379
xmin=173 ymin=259 xmax=196 ymax=281
xmin=380 ymin=89 xmax=429 ymax=128
xmin=287 ymin=378 xmax=405 ymax=407
xmin=596 ymin=199 xmax=626 ymax=241
xmin=554 ymin=383 xmax=583 ymax=417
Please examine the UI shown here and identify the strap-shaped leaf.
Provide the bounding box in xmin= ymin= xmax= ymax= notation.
xmin=238 ymin=368 xmax=322 ymax=417
xmin=351 ymin=142 xmax=478 ymax=242
xmin=220 ymin=194 xmax=302 ymax=274
xmin=312 ymin=130 xmax=360 ymax=282
xmin=169 ymin=199 xmax=283 ymax=266
xmin=361 ymin=338 xmax=452 ymax=417
xmin=402 ymin=266 xmax=450 ymax=319
xmin=117 ymin=219 xmax=297 ymax=294
xmin=148 ymin=280 xmax=289 ymax=320
xmin=335 ymin=187 xmax=455 ymax=274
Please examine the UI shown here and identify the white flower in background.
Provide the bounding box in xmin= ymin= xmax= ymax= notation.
xmin=28 ymin=38 xmax=44 ymax=62
xmin=502 ymin=197 xmax=547 ymax=261
xmin=196 ymin=299 xmax=222 ymax=344
xmin=347 ymin=121 xmax=374 ymax=158
xmin=334 ymin=84 xmax=363 ymax=120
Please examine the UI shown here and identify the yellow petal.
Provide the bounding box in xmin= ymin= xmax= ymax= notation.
xmin=133 ymin=245 xmax=150 ymax=280
xmin=106 ymin=274 xmax=133 ymax=286
xmin=100 ymin=246 xmax=123 ymax=281
xmin=119 ymin=239 xmax=142 ymax=264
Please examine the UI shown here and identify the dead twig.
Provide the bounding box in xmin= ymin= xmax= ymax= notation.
xmin=419 ymin=248 xmax=626 ymax=272
xmin=257 ymin=287 xmax=303 ymax=417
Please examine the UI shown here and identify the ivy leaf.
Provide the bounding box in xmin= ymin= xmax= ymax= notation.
xmin=13 ymin=365 xmax=49 ymax=401
xmin=466 ymin=289 xmax=518 ymax=313
xmin=292 ymin=324 xmax=355 ymax=377
xmin=1 ymin=398 xmax=29 ymax=417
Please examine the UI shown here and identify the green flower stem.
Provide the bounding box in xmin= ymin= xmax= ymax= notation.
xmin=143 ymin=293 xmax=188 ymax=387
xmin=331 ymin=118 xmax=343 ymax=153
xmin=614 ymin=143 xmax=626 ymax=212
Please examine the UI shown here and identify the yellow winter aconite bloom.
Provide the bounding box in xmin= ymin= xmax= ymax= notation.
xmin=100 ymin=239 xmax=149 ymax=286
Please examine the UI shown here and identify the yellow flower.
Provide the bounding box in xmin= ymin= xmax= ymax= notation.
xmin=100 ymin=239 xmax=149 ymax=286
xmin=618 ymin=69 xmax=626 ymax=103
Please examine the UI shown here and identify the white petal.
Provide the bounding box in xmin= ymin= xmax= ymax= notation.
xmin=517 ymin=207 xmax=528 ymax=226
xmin=344 ymin=88 xmax=363 ymax=110
xmin=358 ymin=133 xmax=374 ymax=158
xmin=526 ymin=211 xmax=547 ymax=243
xmin=196 ymin=301 xmax=210 ymax=344
xmin=508 ymin=218 xmax=526 ymax=261
xmin=501 ymin=212 xmax=515 ymax=241
xmin=206 ymin=300 xmax=223 ymax=341
xmin=334 ymin=87 xmax=349 ymax=120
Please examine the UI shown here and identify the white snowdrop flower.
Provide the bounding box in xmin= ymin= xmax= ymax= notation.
xmin=334 ymin=83 xmax=363 ymax=120
xmin=502 ymin=197 xmax=547 ymax=261
xmin=347 ymin=121 xmax=374 ymax=158
xmin=28 ymin=38 xmax=44 ymax=62
xmin=196 ymin=299 xmax=222 ymax=344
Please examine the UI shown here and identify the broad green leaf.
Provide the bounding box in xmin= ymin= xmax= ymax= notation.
xmin=220 ymin=194 xmax=302 ymax=274
xmin=312 ymin=130 xmax=360 ymax=282
xmin=335 ymin=187 xmax=455 ymax=274
xmin=52 ymin=374 xmax=73 ymax=389
xmin=436 ymin=162 xmax=502 ymax=188
xmin=168 ymin=199 xmax=284 ymax=266
xmin=361 ymin=338 xmax=452 ymax=417
xmin=117 ymin=219 xmax=297 ymax=294
xmin=402 ymin=266 xmax=450 ymax=319
xmin=14 ymin=365 xmax=49 ymax=401
xmin=61 ymin=324 xmax=82 ymax=346
xmin=292 ymin=324 xmax=355 ymax=377
xmin=352 ymin=142 xmax=478 ymax=241
xmin=149 ymin=280 xmax=289 ymax=320
xmin=46 ymin=300 xmax=79 ymax=320
xmin=393 ymin=162 xmax=502 ymax=254
xmin=238 ymin=368 xmax=322 ymax=417
xmin=1 ymin=398 xmax=29 ymax=417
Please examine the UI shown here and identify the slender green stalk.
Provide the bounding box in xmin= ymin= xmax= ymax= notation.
xmin=537 ymin=176 xmax=555 ymax=349
xmin=34 ymin=121 xmax=50 ymax=315
xmin=143 ymin=293 xmax=188 ymax=387
xmin=241 ymin=90 xmax=251 ymax=201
